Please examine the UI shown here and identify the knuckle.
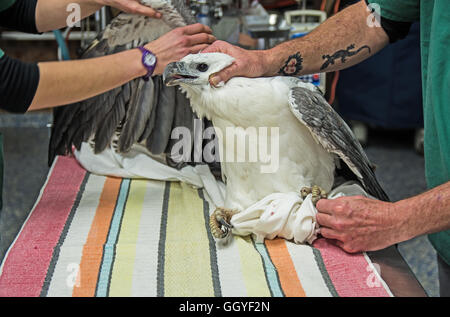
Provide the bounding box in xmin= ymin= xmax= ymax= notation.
xmin=222 ymin=68 xmax=233 ymax=78
xmin=334 ymin=202 xmax=346 ymax=213
xmin=177 ymin=37 xmax=188 ymax=47
xmin=202 ymin=33 xmax=210 ymax=42
xmin=217 ymin=40 xmax=227 ymax=46
xmin=316 ymin=213 xmax=324 ymax=224
xmin=334 ymin=220 xmax=344 ymax=231
xmin=181 ymin=48 xmax=190 ymax=56
xmin=173 ymin=28 xmax=183 ymax=36
xmin=127 ymin=3 xmax=138 ymax=12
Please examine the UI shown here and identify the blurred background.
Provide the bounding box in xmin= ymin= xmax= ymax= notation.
xmin=0 ymin=0 xmax=436 ymax=296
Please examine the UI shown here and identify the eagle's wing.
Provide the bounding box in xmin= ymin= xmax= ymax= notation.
xmin=48 ymin=0 xmax=197 ymax=166
xmin=288 ymin=86 xmax=389 ymax=201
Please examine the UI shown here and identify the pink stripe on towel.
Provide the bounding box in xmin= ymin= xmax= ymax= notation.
xmin=0 ymin=156 xmax=86 ymax=297
xmin=313 ymin=238 xmax=390 ymax=297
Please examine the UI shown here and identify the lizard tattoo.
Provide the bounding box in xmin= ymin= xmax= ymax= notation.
xmin=320 ymin=44 xmax=371 ymax=71
xmin=279 ymin=52 xmax=303 ymax=76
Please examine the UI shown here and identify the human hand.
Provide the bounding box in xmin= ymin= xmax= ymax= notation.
xmin=316 ymin=196 xmax=404 ymax=253
xmin=95 ymin=0 xmax=162 ymax=18
xmin=144 ymin=23 xmax=216 ymax=75
xmin=202 ymin=40 xmax=270 ymax=87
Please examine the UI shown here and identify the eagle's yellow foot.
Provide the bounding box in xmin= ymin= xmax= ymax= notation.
xmin=300 ymin=185 xmax=328 ymax=205
xmin=209 ymin=207 xmax=239 ymax=239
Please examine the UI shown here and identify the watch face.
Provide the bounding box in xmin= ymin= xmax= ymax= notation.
xmin=144 ymin=53 xmax=156 ymax=67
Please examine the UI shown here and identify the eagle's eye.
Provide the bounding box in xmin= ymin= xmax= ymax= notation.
xmin=197 ymin=63 xmax=209 ymax=72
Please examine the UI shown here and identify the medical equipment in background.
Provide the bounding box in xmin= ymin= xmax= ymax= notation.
xmin=190 ymin=0 xmax=225 ymax=26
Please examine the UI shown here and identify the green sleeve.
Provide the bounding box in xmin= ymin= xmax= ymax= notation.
xmin=0 ymin=0 xmax=15 ymax=11
xmin=367 ymin=0 xmax=420 ymax=22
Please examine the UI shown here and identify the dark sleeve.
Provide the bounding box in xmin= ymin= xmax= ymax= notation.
xmin=0 ymin=55 xmax=40 ymax=113
xmin=365 ymin=0 xmax=412 ymax=43
xmin=0 ymin=0 xmax=40 ymax=34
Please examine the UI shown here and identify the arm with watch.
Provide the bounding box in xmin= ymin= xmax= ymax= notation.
xmin=29 ymin=22 xmax=215 ymax=111
xmin=0 ymin=0 xmax=215 ymax=112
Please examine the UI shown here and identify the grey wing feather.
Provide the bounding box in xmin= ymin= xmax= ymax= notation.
xmin=49 ymin=2 xmax=195 ymax=165
xmin=165 ymin=88 xmax=194 ymax=153
xmin=165 ymin=87 xmax=195 ymax=169
xmin=191 ymin=114 xmax=204 ymax=163
xmin=94 ymin=89 xmax=127 ymax=153
xmin=118 ymin=79 xmax=154 ymax=152
xmin=139 ymin=76 xmax=161 ymax=142
xmin=146 ymin=83 xmax=177 ymax=154
xmin=288 ymin=86 xmax=389 ymax=201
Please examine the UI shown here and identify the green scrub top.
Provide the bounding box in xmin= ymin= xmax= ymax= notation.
xmin=368 ymin=0 xmax=450 ymax=265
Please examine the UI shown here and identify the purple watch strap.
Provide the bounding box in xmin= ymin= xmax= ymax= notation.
xmin=138 ymin=46 xmax=157 ymax=81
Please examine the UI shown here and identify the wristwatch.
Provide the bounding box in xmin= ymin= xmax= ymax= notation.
xmin=138 ymin=46 xmax=157 ymax=81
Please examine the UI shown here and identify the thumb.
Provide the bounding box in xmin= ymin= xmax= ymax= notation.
xmin=209 ymin=63 xmax=238 ymax=87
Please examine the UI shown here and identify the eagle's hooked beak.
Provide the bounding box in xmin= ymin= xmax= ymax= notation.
xmin=163 ymin=62 xmax=198 ymax=86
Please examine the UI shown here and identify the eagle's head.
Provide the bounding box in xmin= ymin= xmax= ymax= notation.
xmin=163 ymin=53 xmax=236 ymax=119
xmin=163 ymin=53 xmax=235 ymax=88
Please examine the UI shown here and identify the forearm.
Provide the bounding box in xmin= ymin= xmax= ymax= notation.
xmin=35 ymin=0 xmax=102 ymax=32
xmin=29 ymin=48 xmax=145 ymax=111
xmin=28 ymin=21 xmax=214 ymax=111
xmin=395 ymin=182 xmax=450 ymax=240
xmin=263 ymin=0 xmax=389 ymax=76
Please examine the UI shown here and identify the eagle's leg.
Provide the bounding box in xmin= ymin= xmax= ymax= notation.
xmin=209 ymin=207 xmax=240 ymax=239
xmin=300 ymin=185 xmax=328 ymax=205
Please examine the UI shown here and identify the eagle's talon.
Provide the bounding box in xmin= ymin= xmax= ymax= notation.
xmin=209 ymin=207 xmax=239 ymax=239
xmin=300 ymin=187 xmax=311 ymax=199
xmin=300 ymin=185 xmax=328 ymax=206
xmin=218 ymin=217 xmax=233 ymax=229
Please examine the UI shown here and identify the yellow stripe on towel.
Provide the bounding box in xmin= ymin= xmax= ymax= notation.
xmin=163 ymin=182 xmax=214 ymax=297
xmin=108 ymin=179 xmax=147 ymax=297
xmin=235 ymin=236 xmax=271 ymax=297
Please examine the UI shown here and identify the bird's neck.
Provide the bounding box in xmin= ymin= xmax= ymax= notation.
xmin=180 ymin=84 xmax=224 ymax=121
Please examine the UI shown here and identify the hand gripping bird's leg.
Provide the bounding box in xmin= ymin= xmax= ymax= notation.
xmin=300 ymin=185 xmax=328 ymax=205
xmin=209 ymin=207 xmax=240 ymax=239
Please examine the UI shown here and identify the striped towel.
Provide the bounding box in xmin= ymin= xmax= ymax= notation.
xmin=0 ymin=156 xmax=392 ymax=297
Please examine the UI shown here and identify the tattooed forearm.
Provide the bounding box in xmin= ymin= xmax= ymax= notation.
xmin=320 ymin=44 xmax=371 ymax=71
xmin=278 ymin=52 xmax=303 ymax=76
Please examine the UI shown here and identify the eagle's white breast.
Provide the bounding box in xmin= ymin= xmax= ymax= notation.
xmin=184 ymin=77 xmax=336 ymax=210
